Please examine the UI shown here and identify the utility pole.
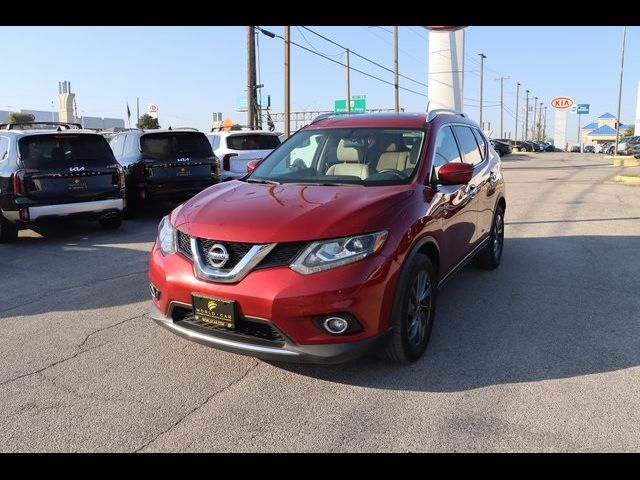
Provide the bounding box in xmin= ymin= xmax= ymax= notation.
xmin=247 ymin=26 xmax=257 ymax=129
xmin=394 ymin=26 xmax=399 ymax=112
xmin=538 ymin=102 xmax=543 ymax=140
xmin=543 ymin=106 xmax=547 ymax=140
xmin=515 ymin=82 xmax=520 ymax=143
xmin=136 ymin=97 xmax=139 ymax=127
xmin=496 ymin=76 xmax=509 ymax=137
xmin=614 ymin=26 xmax=627 ymax=158
xmin=525 ymin=90 xmax=530 ymax=141
xmin=284 ymin=26 xmax=290 ymax=138
xmin=532 ymin=96 xmax=538 ymax=141
xmin=479 ymin=53 xmax=486 ymax=128
xmin=577 ymin=108 xmax=582 ymax=152
xmin=346 ymin=48 xmax=351 ymax=113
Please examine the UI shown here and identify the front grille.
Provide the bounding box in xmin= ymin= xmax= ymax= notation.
xmin=176 ymin=230 xmax=308 ymax=270
xmin=257 ymin=242 xmax=307 ymax=269
xmin=198 ymin=239 xmax=252 ymax=269
xmin=174 ymin=309 xmax=285 ymax=347
xmin=177 ymin=230 xmax=192 ymax=258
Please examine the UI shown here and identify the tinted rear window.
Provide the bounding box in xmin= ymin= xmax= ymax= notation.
xmin=18 ymin=134 xmax=115 ymax=169
xmin=141 ymin=132 xmax=212 ymax=159
xmin=226 ymin=134 xmax=280 ymax=150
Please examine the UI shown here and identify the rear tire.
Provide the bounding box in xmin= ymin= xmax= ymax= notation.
xmin=379 ymin=253 xmax=437 ymax=364
xmin=476 ymin=204 xmax=505 ymax=270
xmin=0 ymin=215 xmax=19 ymax=243
xmin=99 ymin=214 xmax=123 ymax=230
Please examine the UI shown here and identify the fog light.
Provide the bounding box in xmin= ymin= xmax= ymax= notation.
xmin=324 ymin=317 xmax=349 ymax=334
xmin=149 ymin=283 xmax=161 ymax=300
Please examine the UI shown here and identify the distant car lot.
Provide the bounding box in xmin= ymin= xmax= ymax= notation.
xmin=1 ymin=151 xmax=639 ymax=452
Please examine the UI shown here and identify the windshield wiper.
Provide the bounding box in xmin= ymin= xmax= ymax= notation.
xmin=246 ymin=178 xmax=281 ymax=185
xmin=288 ymin=182 xmax=361 ymax=187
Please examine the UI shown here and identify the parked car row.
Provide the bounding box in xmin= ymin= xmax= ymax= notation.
xmin=0 ymin=122 xmax=282 ymax=242
xmin=1 ymin=112 xmax=508 ymax=365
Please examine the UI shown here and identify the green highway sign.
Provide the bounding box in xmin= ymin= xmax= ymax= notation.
xmin=577 ymin=104 xmax=589 ymax=114
xmin=334 ymin=96 xmax=366 ymax=113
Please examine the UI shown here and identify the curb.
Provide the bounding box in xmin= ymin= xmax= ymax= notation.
xmin=614 ymin=175 xmax=640 ymax=185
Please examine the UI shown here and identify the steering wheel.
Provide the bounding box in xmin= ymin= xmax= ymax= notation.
xmin=376 ymin=169 xmax=406 ymax=179
xmin=290 ymin=158 xmax=307 ymax=171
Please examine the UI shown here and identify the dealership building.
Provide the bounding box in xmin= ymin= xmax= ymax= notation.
xmin=580 ymin=112 xmax=629 ymax=147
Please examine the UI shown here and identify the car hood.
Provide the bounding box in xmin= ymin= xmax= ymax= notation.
xmin=172 ymin=180 xmax=414 ymax=242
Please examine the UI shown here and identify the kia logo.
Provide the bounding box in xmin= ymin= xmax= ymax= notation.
xmin=69 ymin=166 xmax=85 ymax=172
xmin=207 ymin=244 xmax=230 ymax=268
xmin=177 ymin=157 xmax=190 ymax=162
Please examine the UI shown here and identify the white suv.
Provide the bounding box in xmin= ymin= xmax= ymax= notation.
xmin=206 ymin=130 xmax=281 ymax=180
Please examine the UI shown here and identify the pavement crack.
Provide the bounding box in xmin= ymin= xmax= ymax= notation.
xmin=0 ymin=313 xmax=147 ymax=388
xmin=0 ymin=344 xmax=104 ymax=388
xmin=135 ymin=360 xmax=260 ymax=452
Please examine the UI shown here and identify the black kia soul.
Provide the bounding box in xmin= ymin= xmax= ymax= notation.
xmin=108 ymin=128 xmax=221 ymax=218
xmin=0 ymin=122 xmax=125 ymax=243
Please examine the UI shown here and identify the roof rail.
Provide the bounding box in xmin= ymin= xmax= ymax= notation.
xmin=310 ymin=111 xmax=364 ymax=125
xmin=169 ymin=127 xmax=200 ymax=131
xmin=0 ymin=121 xmax=83 ymax=131
xmin=426 ymin=109 xmax=466 ymax=123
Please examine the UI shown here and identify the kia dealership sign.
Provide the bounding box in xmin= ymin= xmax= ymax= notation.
xmin=551 ymin=97 xmax=574 ymax=111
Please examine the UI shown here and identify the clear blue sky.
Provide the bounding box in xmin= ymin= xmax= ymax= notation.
xmin=1 ymin=26 xmax=638 ymax=142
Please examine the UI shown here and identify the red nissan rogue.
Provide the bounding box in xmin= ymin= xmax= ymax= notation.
xmin=148 ymin=111 xmax=505 ymax=363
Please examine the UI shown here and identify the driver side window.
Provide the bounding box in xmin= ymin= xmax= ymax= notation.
xmin=432 ymin=126 xmax=462 ymax=179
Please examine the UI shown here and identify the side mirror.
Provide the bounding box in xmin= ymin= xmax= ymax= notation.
xmin=437 ymin=162 xmax=473 ymax=185
xmin=247 ymin=159 xmax=261 ymax=173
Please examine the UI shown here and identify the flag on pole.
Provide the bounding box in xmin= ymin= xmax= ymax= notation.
xmin=126 ymin=102 xmax=131 ymax=120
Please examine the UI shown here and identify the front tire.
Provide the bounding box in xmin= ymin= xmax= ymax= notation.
xmin=380 ymin=253 xmax=437 ymax=364
xmin=476 ymin=204 xmax=505 ymax=270
xmin=0 ymin=215 xmax=19 ymax=243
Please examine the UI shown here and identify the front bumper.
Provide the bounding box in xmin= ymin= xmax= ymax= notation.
xmin=150 ymin=302 xmax=388 ymax=364
xmin=148 ymin=241 xmax=401 ymax=363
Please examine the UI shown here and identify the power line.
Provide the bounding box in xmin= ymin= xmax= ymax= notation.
xmin=364 ymin=26 xmax=429 ymax=68
xmin=300 ymin=26 xmax=429 ymax=89
xmin=295 ymin=26 xmax=343 ymax=58
xmin=256 ymin=27 xmax=427 ymax=98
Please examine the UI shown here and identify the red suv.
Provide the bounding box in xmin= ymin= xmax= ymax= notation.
xmin=148 ymin=111 xmax=505 ymax=363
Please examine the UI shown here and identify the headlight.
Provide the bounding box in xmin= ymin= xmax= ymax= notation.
xmin=158 ymin=215 xmax=177 ymax=256
xmin=290 ymin=231 xmax=388 ymax=275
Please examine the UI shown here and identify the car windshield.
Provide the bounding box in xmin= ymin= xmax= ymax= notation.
xmin=18 ymin=134 xmax=115 ymax=169
xmin=141 ymin=132 xmax=211 ymax=159
xmin=248 ymin=127 xmax=425 ymax=186
xmin=227 ymin=134 xmax=280 ymax=150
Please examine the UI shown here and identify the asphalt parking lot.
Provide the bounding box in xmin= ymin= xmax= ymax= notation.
xmin=1 ymin=152 xmax=639 ymax=452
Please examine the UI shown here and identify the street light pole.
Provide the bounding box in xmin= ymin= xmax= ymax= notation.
xmin=614 ymin=26 xmax=627 ymax=158
xmin=532 ymin=96 xmax=538 ymax=141
xmin=479 ymin=53 xmax=486 ymax=129
xmin=525 ymin=90 xmax=530 ymax=141
xmin=346 ymin=48 xmax=351 ymax=113
xmin=515 ymin=82 xmax=520 ymax=143
xmin=284 ymin=26 xmax=291 ymax=138
xmin=496 ymin=76 xmax=509 ymax=137
xmin=394 ymin=26 xmax=399 ymax=112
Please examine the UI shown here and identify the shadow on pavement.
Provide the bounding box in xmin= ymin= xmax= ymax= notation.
xmin=0 ymin=202 xmax=179 ymax=317
xmin=272 ymin=235 xmax=640 ymax=392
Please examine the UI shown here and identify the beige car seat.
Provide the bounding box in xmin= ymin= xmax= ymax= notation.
xmin=325 ymin=140 xmax=369 ymax=179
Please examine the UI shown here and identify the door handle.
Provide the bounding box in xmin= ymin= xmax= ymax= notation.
xmin=468 ymin=184 xmax=477 ymax=197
